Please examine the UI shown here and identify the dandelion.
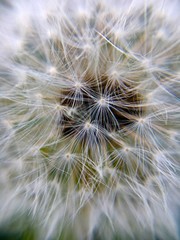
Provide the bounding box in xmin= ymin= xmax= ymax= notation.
xmin=0 ymin=0 xmax=179 ymax=239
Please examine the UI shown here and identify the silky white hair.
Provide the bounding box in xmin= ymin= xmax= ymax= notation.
xmin=0 ymin=0 xmax=179 ymax=239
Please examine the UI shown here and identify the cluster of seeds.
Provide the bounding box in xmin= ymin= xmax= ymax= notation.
xmin=0 ymin=0 xmax=179 ymax=239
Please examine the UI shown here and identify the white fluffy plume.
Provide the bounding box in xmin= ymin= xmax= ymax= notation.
xmin=0 ymin=0 xmax=179 ymax=239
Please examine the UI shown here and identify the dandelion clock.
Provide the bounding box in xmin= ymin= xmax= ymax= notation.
xmin=0 ymin=0 xmax=179 ymax=239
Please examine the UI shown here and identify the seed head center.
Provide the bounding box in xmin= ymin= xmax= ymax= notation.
xmin=98 ymin=97 xmax=107 ymax=106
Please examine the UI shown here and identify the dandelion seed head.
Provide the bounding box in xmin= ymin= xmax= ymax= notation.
xmin=0 ymin=0 xmax=179 ymax=239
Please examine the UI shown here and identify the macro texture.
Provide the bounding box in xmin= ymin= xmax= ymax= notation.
xmin=0 ymin=0 xmax=180 ymax=239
